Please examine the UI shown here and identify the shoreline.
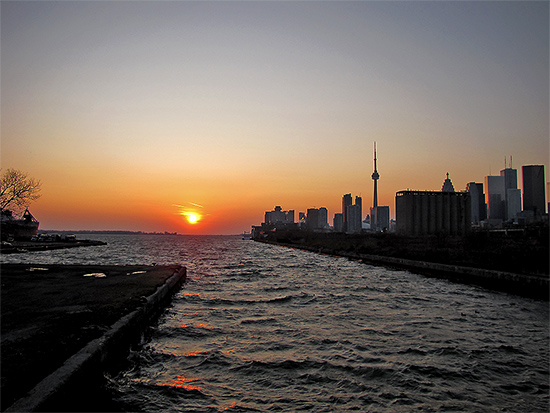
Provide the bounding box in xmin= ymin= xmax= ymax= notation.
xmin=258 ymin=239 xmax=549 ymax=300
xmin=0 ymin=239 xmax=107 ymax=254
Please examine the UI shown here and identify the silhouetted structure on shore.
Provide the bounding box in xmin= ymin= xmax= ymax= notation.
xmin=1 ymin=209 xmax=39 ymax=241
xmin=253 ymin=153 xmax=546 ymax=238
xmin=396 ymin=174 xmax=471 ymax=236
xmin=264 ymin=206 xmax=294 ymax=225
xmin=466 ymin=182 xmax=487 ymax=225
xmin=341 ymin=194 xmax=362 ymax=233
xmin=370 ymin=142 xmax=390 ymax=232
xmin=522 ymin=165 xmax=546 ymax=217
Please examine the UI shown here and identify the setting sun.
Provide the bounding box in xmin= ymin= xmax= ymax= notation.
xmin=187 ymin=214 xmax=200 ymax=224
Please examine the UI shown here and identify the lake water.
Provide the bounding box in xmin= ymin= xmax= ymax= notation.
xmin=2 ymin=234 xmax=548 ymax=412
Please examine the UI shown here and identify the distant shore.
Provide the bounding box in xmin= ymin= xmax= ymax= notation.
xmin=0 ymin=239 xmax=106 ymax=254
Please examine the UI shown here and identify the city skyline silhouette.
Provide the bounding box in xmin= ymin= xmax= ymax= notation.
xmin=2 ymin=1 xmax=548 ymax=234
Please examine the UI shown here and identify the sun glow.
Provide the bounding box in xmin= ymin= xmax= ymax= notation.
xmin=187 ymin=214 xmax=200 ymax=224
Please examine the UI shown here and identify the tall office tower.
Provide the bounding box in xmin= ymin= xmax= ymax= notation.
xmin=319 ymin=207 xmax=328 ymax=229
xmin=347 ymin=203 xmax=362 ymax=233
xmin=485 ymin=175 xmax=506 ymax=222
xmin=522 ymin=165 xmax=546 ymax=215
xmin=466 ymin=182 xmax=486 ymax=224
xmin=507 ymin=189 xmax=522 ymax=220
xmin=333 ymin=213 xmax=343 ymax=232
xmin=342 ymin=193 xmax=352 ymax=232
xmin=500 ymin=167 xmax=517 ymax=192
xmin=500 ymin=166 xmax=520 ymax=220
xmin=306 ymin=208 xmax=320 ymax=230
xmin=355 ymin=196 xmax=362 ymax=221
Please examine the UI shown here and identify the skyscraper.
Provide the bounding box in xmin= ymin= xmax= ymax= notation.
xmin=501 ymin=166 xmax=520 ymax=220
xmin=341 ymin=194 xmax=362 ymax=233
xmin=466 ymin=182 xmax=486 ymax=224
xmin=342 ymin=193 xmax=352 ymax=232
xmin=347 ymin=203 xmax=362 ymax=233
xmin=522 ymin=165 xmax=546 ymax=215
xmin=485 ymin=175 xmax=506 ymax=222
xmin=333 ymin=213 xmax=343 ymax=232
xmin=306 ymin=208 xmax=320 ymax=231
xmin=319 ymin=207 xmax=328 ymax=229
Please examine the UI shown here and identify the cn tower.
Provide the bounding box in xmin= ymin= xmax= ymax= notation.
xmin=372 ymin=142 xmax=379 ymax=209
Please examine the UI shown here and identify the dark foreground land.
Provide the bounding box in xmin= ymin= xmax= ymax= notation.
xmin=1 ymin=264 xmax=185 ymax=412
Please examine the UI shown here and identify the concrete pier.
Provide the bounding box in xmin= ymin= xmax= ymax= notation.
xmin=2 ymin=264 xmax=187 ymax=412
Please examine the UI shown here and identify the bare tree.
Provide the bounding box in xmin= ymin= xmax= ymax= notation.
xmin=0 ymin=169 xmax=42 ymax=212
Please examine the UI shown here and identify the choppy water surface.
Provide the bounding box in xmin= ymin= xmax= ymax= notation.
xmin=3 ymin=235 xmax=549 ymax=411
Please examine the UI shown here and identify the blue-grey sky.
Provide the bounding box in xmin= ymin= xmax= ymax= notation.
xmin=1 ymin=1 xmax=548 ymax=232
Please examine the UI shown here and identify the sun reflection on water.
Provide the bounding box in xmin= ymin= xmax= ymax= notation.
xmin=159 ymin=375 xmax=201 ymax=391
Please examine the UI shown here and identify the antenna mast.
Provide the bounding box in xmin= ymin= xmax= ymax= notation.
xmin=371 ymin=142 xmax=379 ymax=209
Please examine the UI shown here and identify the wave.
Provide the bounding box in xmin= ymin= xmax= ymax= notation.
xmin=240 ymin=317 xmax=278 ymax=325
xmin=178 ymin=291 xmax=318 ymax=307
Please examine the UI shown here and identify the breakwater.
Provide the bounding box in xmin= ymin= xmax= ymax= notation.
xmin=257 ymin=239 xmax=549 ymax=300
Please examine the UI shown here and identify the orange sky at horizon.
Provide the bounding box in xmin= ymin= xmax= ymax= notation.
xmin=2 ymin=2 xmax=548 ymax=234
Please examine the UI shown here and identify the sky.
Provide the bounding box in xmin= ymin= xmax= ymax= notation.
xmin=1 ymin=0 xmax=548 ymax=234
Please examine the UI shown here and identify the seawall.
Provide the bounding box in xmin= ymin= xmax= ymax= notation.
xmin=259 ymin=240 xmax=549 ymax=300
xmin=4 ymin=265 xmax=187 ymax=412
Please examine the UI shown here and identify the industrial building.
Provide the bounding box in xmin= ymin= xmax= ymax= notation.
xmin=396 ymin=175 xmax=471 ymax=236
